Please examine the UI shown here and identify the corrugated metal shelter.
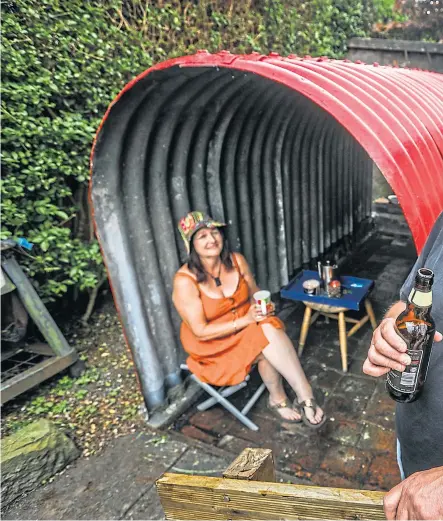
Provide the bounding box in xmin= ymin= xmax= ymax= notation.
xmin=90 ymin=52 xmax=443 ymax=410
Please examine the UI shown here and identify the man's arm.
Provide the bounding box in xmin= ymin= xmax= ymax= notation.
xmin=384 ymin=466 xmax=443 ymax=520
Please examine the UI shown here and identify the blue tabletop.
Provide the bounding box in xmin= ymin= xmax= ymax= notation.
xmin=280 ymin=270 xmax=374 ymax=311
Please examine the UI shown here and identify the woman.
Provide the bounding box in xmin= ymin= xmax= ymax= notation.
xmin=173 ymin=211 xmax=326 ymax=427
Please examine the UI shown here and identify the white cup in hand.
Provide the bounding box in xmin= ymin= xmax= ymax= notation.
xmin=253 ymin=290 xmax=272 ymax=316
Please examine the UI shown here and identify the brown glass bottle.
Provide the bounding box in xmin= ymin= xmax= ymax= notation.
xmin=386 ymin=268 xmax=436 ymax=403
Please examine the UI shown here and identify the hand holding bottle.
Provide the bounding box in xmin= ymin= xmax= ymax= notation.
xmin=363 ymin=320 xmax=442 ymax=376
xmin=363 ymin=315 xmax=442 ymax=374
xmin=363 ymin=316 xmax=411 ymax=376
xmin=364 ymin=268 xmax=442 ymax=403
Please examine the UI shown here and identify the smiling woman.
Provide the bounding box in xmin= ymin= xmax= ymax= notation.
xmin=186 ymin=224 xmax=233 ymax=287
xmin=172 ymin=211 xmax=326 ymax=427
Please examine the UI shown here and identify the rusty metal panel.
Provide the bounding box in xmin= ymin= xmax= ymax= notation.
xmin=90 ymin=53 xmax=443 ymax=409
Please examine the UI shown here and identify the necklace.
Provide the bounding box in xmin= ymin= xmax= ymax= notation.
xmin=206 ymin=262 xmax=222 ymax=287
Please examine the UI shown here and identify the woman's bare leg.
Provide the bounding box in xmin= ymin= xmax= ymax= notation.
xmin=256 ymin=356 xmax=301 ymax=421
xmin=261 ymin=324 xmax=324 ymax=424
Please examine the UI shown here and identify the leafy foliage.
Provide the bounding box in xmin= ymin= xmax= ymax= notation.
xmin=1 ymin=0 xmax=152 ymax=302
xmin=1 ymin=0 xmax=388 ymax=305
xmin=373 ymin=0 xmax=442 ymax=41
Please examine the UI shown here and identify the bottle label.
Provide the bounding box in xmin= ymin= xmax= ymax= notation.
xmin=387 ymin=349 xmax=423 ymax=393
xmin=408 ymin=288 xmax=432 ymax=307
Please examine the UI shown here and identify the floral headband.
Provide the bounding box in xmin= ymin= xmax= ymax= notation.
xmin=178 ymin=211 xmax=226 ymax=253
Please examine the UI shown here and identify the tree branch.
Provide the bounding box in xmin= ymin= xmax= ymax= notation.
xmin=81 ymin=275 xmax=107 ymax=325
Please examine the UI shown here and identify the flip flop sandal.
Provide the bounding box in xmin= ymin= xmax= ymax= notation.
xmin=267 ymin=399 xmax=302 ymax=424
xmin=296 ymin=398 xmax=327 ymax=429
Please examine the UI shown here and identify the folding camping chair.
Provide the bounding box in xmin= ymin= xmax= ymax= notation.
xmin=180 ymin=364 xmax=266 ymax=431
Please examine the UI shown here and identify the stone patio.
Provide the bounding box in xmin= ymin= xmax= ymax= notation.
xmin=3 ymin=229 xmax=418 ymax=520
xmin=172 ymin=231 xmax=417 ymax=492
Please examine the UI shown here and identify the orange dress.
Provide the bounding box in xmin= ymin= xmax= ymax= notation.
xmin=179 ymin=255 xmax=284 ymax=386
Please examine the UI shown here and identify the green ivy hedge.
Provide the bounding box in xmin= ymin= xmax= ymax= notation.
xmin=1 ymin=0 xmax=393 ymax=312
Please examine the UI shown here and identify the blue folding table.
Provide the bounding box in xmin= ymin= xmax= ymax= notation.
xmin=281 ymin=270 xmax=378 ymax=372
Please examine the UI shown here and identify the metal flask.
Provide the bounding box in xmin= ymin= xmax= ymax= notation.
xmin=317 ymin=260 xmax=339 ymax=288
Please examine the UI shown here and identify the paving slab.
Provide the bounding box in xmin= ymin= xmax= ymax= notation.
xmin=323 ymin=419 xmax=364 ymax=447
xmin=297 ymin=361 xmax=343 ymax=392
xmin=124 ymin=487 xmax=164 ymax=520
xmin=357 ymin=423 xmax=396 ymax=453
xmin=366 ymin=453 xmax=402 ymax=491
xmin=275 ymin=433 xmax=331 ymax=474
xmin=171 ymin=446 xmax=232 ymax=476
xmin=364 ymin=381 xmax=396 ymax=430
xmin=326 ymin=392 xmax=371 ymax=422
xmin=320 ymin=445 xmax=371 ymax=482
xmin=217 ymin=434 xmax=258 ymax=454
xmin=347 ymin=356 xmax=367 ymax=375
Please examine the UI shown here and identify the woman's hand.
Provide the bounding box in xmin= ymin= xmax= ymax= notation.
xmin=244 ymin=302 xmax=275 ymax=325
xmin=268 ymin=302 xmax=276 ymax=315
xmin=245 ymin=303 xmax=267 ymax=324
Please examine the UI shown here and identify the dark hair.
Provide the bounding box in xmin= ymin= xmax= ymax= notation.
xmin=187 ymin=228 xmax=234 ymax=283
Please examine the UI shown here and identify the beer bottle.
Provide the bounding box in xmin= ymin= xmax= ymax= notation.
xmin=386 ymin=268 xmax=436 ymax=403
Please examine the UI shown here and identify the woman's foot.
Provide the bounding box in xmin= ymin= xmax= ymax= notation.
xmin=297 ymin=398 xmax=326 ymax=428
xmin=268 ymin=396 xmax=302 ymax=422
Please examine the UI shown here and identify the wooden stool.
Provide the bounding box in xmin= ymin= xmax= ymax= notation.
xmin=298 ymin=299 xmax=377 ymax=372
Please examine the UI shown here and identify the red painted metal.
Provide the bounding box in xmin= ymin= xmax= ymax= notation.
xmin=91 ymin=52 xmax=443 ymax=252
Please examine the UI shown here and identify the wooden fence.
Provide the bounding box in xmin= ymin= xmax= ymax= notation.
xmin=156 ymin=448 xmax=385 ymax=520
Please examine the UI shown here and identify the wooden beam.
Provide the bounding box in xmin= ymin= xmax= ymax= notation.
xmin=223 ymin=448 xmax=275 ymax=482
xmin=156 ymin=473 xmax=386 ymax=520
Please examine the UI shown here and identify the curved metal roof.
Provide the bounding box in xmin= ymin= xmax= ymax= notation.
xmin=93 ymin=51 xmax=443 ymax=252
xmin=90 ymin=52 xmax=443 ymax=409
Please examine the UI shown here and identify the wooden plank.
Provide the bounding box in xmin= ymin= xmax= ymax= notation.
xmin=223 ymin=448 xmax=275 ymax=482
xmin=1 ymin=352 xmax=77 ymax=405
xmin=156 ymin=473 xmax=386 ymax=520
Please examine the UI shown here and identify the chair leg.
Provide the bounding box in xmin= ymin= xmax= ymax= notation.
xmin=298 ymin=305 xmax=312 ymax=356
xmin=365 ymin=299 xmax=378 ymax=330
xmin=190 ymin=375 xmax=259 ymax=431
xmin=347 ymin=315 xmax=369 ymax=338
xmin=338 ymin=311 xmax=348 ymax=372
xmin=197 ymin=381 xmax=248 ymax=411
xmin=241 ymin=382 xmax=266 ymax=415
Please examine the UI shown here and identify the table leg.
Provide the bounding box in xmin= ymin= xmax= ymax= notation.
xmin=338 ymin=311 xmax=348 ymax=372
xmin=365 ymin=299 xmax=378 ymax=330
xmin=298 ymin=306 xmax=312 ymax=357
